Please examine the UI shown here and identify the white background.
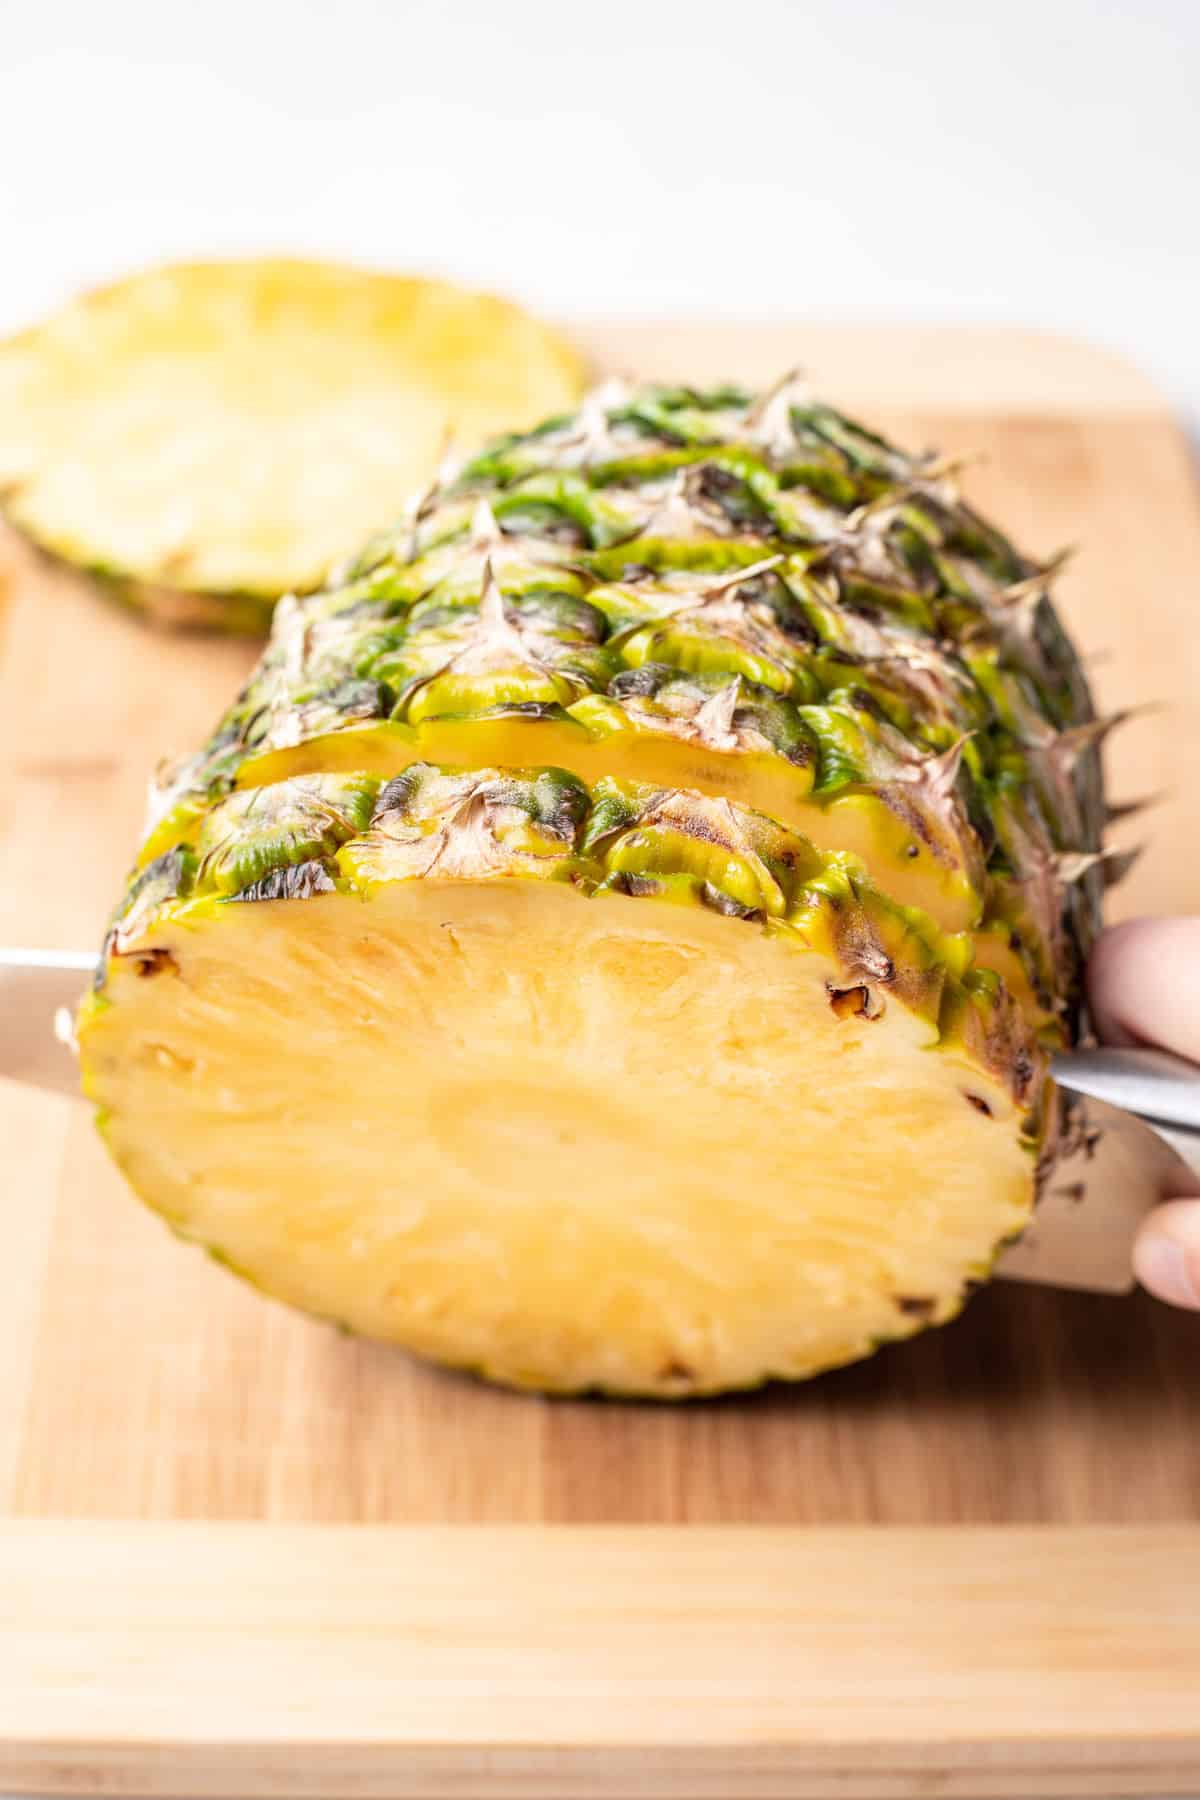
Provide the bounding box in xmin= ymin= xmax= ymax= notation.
xmin=1 ymin=0 xmax=1198 ymax=425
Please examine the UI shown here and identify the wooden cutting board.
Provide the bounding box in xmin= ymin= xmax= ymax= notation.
xmin=2 ymin=323 xmax=1200 ymax=1798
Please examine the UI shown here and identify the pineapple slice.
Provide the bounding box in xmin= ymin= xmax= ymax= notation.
xmin=80 ymin=381 xmax=1105 ymax=1396
xmin=80 ymin=768 xmax=1043 ymax=1397
xmin=0 ymin=260 xmax=583 ymax=631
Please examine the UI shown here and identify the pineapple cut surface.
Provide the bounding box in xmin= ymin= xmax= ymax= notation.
xmin=0 ymin=260 xmax=584 ymax=630
xmin=81 ymin=380 xmax=1105 ymax=1396
xmin=81 ymin=768 xmax=1042 ymax=1397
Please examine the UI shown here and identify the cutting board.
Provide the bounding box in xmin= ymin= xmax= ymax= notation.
xmin=2 ymin=323 xmax=1200 ymax=1798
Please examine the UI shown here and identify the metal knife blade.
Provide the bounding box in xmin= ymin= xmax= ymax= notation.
xmin=1 ymin=947 xmax=97 ymax=1098
xmin=4 ymin=947 xmax=1198 ymax=1295
xmin=994 ymin=1098 xmax=1196 ymax=1294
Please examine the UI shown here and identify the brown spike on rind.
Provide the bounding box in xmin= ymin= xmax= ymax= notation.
xmin=477 ymin=557 xmax=507 ymax=630
xmin=557 ymin=380 xmax=632 ymax=462
xmin=1054 ymin=843 xmax=1144 ymax=887
xmin=842 ymin=453 xmax=981 ymax=532
xmin=692 ymin=677 xmax=742 ymax=750
xmin=469 ymin=497 xmax=502 ymax=545
xmin=1052 ymin=706 xmax=1151 ymax=767
xmin=1105 ymin=793 xmax=1163 ymax=826
xmin=402 ymin=484 xmax=438 ymax=561
xmin=922 ymin=450 xmax=986 ymax=482
xmin=924 ymin=732 xmax=973 ymax=803
xmin=744 ymin=369 xmax=810 ymax=457
xmin=398 ymin=431 xmax=461 ymax=560
xmin=894 ymin=732 xmax=975 ymax=803
xmin=999 ymin=546 xmax=1076 ymax=608
xmin=431 ymin=428 xmax=462 ymax=490
xmin=636 ymin=470 xmax=703 ymax=541
xmin=704 ymin=553 xmax=786 ymax=596
xmin=1102 ymin=843 xmax=1145 ymax=889
xmin=843 ymin=487 xmax=903 ymax=532
xmin=909 ymin=449 xmax=986 ymax=507
xmin=996 ymin=587 xmax=1042 ymax=629
xmin=1054 ymin=850 xmax=1107 ymax=884
xmin=745 ymin=368 xmax=806 ymax=427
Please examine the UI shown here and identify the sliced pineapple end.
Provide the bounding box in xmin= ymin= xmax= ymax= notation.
xmin=0 ymin=259 xmax=585 ymax=610
xmin=80 ymin=878 xmax=1035 ymax=1398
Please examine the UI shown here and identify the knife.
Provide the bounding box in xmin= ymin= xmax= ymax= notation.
xmin=4 ymin=946 xmax=1199 ymax=1296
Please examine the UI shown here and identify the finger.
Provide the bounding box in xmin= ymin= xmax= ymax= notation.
xmin=1133 ymin=1197 xmax=1200 ymax=1309
xmin=1087 ymin=917 xmax=1200 ymax=1062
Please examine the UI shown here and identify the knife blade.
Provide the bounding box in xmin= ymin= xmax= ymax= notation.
xmin=4 ymin=947 xmax=1198 ymax=1294
xmin=1 ymin=947 xmax=98 ymax=1098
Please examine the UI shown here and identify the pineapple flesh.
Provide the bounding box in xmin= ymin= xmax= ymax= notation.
xmin=78 ymin=380 xmax=1105 ymax=1396
xmin=0 ymin=260 xmax=584 ymax=631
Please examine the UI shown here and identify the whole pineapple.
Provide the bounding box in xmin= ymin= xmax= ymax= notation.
xmin=78 ymin=378 xmax=1112 ymax=1396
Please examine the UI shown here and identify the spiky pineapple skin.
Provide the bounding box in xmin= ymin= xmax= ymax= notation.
xmin=80 ymin=380 xmax=1105 ymax=1395
xmin=145 ymin=382 xmax=1103 ymax=1024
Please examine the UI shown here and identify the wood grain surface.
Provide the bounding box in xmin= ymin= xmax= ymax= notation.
xmin=3 ymin=1522 xmax=1200 ymax=1800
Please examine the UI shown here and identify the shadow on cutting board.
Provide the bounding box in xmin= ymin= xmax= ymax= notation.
xmin=11 ymin=1111 xmax=1198 ymax=1531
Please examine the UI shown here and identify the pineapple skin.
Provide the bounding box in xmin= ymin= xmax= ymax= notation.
xmin=145 ymin=381 xmax=1104 ymax=1024
xmin=80 ymin=381 xmax=1107 ymax=1396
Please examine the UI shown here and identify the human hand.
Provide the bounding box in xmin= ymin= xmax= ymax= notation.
xmin=1088 ymin=918 xmax=1200 ymax=1307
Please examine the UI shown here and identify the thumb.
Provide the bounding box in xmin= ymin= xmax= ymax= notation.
xmin=1088 ymin=918 xmax=1200 ymax=1308
xmin=1087 ymin=917 xmax=1200 ymax=1062
xmin=1133 ymin=1201 xmax=1200 ymax=1310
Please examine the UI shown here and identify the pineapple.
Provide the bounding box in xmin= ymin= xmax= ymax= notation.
xmin=0 ymin=260 xmax=583 ymax=632
xmin=78 ymin=378 xmax=1112 ymax=1397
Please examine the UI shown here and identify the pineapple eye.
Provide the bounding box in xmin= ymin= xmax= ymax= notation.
xmin=895 ymin=1296 xmax=937 ymax=1318
xmin=827 ymin=982 xmax=883 ymax=1020
xmin=130 ymin=948 xmax=179 ymax=979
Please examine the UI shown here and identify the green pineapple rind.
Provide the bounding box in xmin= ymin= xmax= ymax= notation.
xmin=135 ymin=382 xmax=1103 ymax=1029
xmin=91 ymin=761 xmax=1045 ymax=1119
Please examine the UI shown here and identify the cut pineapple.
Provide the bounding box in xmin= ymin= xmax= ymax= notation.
xmin=80 ymin=380 xmax=1106 ymax=1396
xmin=0 ymin=260 xmax=584 ymax=630
xmin=81 ymin=768 xmax=1040 ymax=1396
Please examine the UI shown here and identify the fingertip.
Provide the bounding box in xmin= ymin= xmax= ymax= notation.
xmin=1133 ymin=1200 xmax=1200 ymax=1309
xmin=1087 ymin=920 xmax=1152 ymax=1047
xmin=1087 ymin=916 xmax=1200 ymax=1062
